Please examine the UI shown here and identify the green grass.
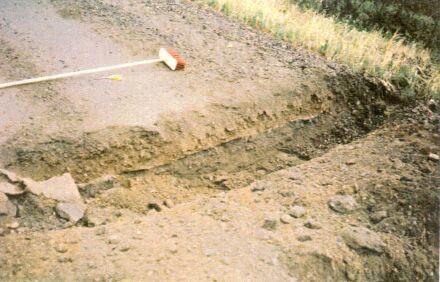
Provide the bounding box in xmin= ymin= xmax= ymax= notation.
xmin=197 ymin=0 xmax=439 ymax=99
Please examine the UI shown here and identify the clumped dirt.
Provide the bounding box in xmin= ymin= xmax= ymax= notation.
xmin=0 ymin=0 xmax=438 ymax=281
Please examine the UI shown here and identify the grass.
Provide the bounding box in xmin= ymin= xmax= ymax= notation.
xmin=197 ymin=0 xmax=439 ymax=99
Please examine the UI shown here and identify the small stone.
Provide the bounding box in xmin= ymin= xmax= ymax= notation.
xmin=345 ymin=160 xmax=356 ymax=165
xmin=251 ymin=181 xmax=267 ymax=192
xmin=262 ymin=218 xmax=278 ymax=231
xmin=95 ymin=227 xmax=106 ymax=236
xmin=79 ymin=175 xmax=119 ymax=198
xmin=57 ymin=256 xmax=73 ymax=263
xmin=304 ymin=219 xmax=321 ymax=229
xmin=55 ymin=202 xmax=86 ymax=223
xmin=113 ymin=210 xmax=123 ymax=217
xmin=6 ymin=221 xmax=19 ymax=229
xmin=280 ymin=214 xmax=292 ymax=224
xmin=163 ymin=199 xmax=174 ymax=208
xmin=119 ymin=245 xmax=131 ymax=252
xmin=0 ymin=227 xmax=5 ymax=236
xmin=278 ymin=189 xmax=295 ymax=197
xmin=54 ymin=244 xmax=68 ymax=253
xmin=108 ymin=235 xmax=120 ymax=244
xmin=297 ymin=235 xmax=312 ymax=242
xmin=289 ymin=205 xmax=306 ymax=218
xmin=168 ymin=245 xmax=178 ymax=254
xmin=147 ymin=202 xmax=162 ymax=212
xmin=286 ymin=170 xmax=304 ymax=182
xmin=428 ymin=153 xmax=439 ymax=161
xmin=328 ymin=195 xmax=359 ymax=214
xmin=428 ymin=99 xmax=437 ymax=111
xmin=370 ymin=210 xmax=388 ymax=223
xmin=342 ymin=227 xmax=385 ymax=254
xmin=204 ymin=249 xmax=217 ymax=257
xmin=0 ymin=182 xmax=24 ymax=195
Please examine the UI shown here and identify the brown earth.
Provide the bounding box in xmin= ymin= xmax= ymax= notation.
xmin=0 ymin=0 xmax=438 ymax=281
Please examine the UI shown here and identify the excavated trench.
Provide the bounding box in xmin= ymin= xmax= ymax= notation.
xmin=3 ymin=75 xmax=393 ymax=218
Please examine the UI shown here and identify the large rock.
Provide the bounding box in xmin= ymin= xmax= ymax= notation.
xmin=24 ymin=173 xmax=82 ymax=203
xmin=0 ymin=182 xmax=24 ymax=195
xmin=0 ymin=169 xmax=20 ymax=182
xmin=328 ymin=195 xmax=359 ymax=214
xmin=0 ymin=192 xmax=17 ymax=217
xmin=342 ymin=227 xmax=385 ymax=254
xmin=55 ymin=202 xmax=86 ymax=223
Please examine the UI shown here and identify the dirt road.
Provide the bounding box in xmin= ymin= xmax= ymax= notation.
xmin=0 ymin=0 xmax=438 ymax=281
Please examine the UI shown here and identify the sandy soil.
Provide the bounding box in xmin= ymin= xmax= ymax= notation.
xmin=0 ymin=0 xmax=438 ymax=281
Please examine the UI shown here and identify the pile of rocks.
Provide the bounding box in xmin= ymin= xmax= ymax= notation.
xmin=0 ymin=169 xmax=86 ymax=232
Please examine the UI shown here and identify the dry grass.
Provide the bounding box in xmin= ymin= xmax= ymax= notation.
xmin=198 ymin=0 xmax=439 ymax=98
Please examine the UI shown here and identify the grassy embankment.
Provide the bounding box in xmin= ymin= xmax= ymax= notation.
xmin=290 ymin=0 xmax=439 ymax=51
xmin=198 ymin=0 xmax=439 ymax=99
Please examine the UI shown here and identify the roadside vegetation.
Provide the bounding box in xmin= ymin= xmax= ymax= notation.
xmin=198 ymin=0 xmax=440 ymax=99
xmin=291 ymin=0 xmax=439 ymax=51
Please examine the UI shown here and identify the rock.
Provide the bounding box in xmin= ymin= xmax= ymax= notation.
xmin=0 ymin=192 xmax=8 ymax=202
xmin=0 ymin=199 xmax=17 ymax=217
xmin=289 ymin=205 xmax=306 ymax=218
xmin=370 ymin=210 xmax=388 ymax=223
xmin=262 ymin=217 xmax=278 ymax=231
xmin=278 ymin=189 xmax=295 ymax=197
xmin=0 ymin=227 xmax=5 ymax=236
xmin=304 ymin=219 xmax=321 ymax=229
xmin=55 ymin=202 xmax=86 ymax=223
xmin=0 ymin=182 xmax=24 ymax=195
xmin=251 ymin=181 xmax=268 ymax=192
xmin=113 ymin=210 xmax=123 ymax=217
xmin=286 ymin=170 xmax=304 ymax=182
xmin=297 ymin=235 xmax=312 ymax=242
xmin=147 ymin=202 xmax=162 ymax=212
xmin=95 ymin=227 xmax=106 ymax=236
xmin=428 ymin=153 xmax=439 ymax=161
xmin=163 ymin=199 xmax=174 ymax=208
xmin=24 ymin=173 xmax=82 ymax=203
xmin=119 ymin=245 xmax=131 ymax=252
xmin=328 ymin=195 xmax=359 ymax=214
xmin=6 ymin=221 xmax=19 ymax=229
xmin=280 ymin=214 xmax=292 ymax=224
xmin=0 ymin=193 xmax=17 ymax=217
xmin=428 ymin=99 xmax=437 ymax=111
xmin=54 ymin=244 xmax=68 ymax=253
xmin=342 ymin=227 xmax=385 ymax=254
xmin=108 ymin=235 xmax=120 ymax=244
xmin=0 ymin=169 xmax=20 ymax=182
xmin=57 ymin=256 xmax=73 ymax=263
